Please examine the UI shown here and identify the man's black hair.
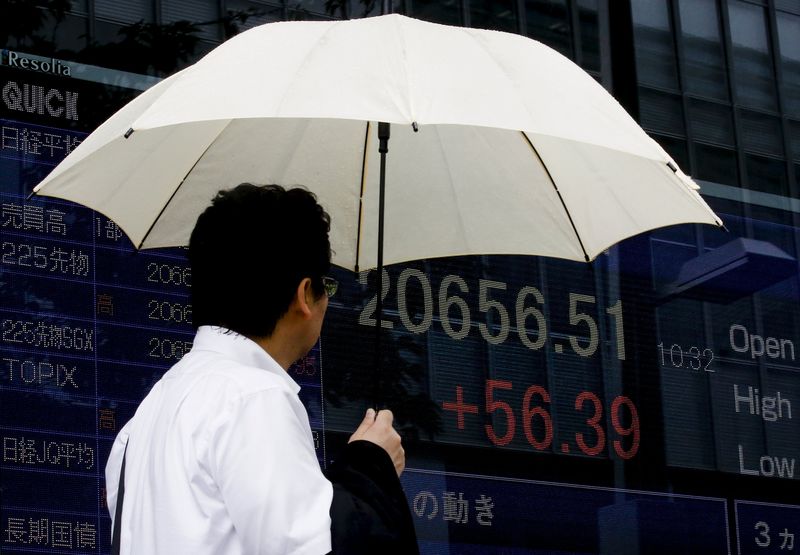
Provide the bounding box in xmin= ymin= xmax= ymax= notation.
xmin=189 ymin=183 xmax=331 ymax=338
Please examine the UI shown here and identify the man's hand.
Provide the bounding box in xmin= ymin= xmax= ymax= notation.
xmin=349 ymin=408 xmax=405 ymax=476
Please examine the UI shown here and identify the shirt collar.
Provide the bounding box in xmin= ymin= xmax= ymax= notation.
xmin=192 ymin=325 xmax=301 ymax=395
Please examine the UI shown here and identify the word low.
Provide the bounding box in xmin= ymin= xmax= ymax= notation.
xmin=739 ymin=445 xmax=796 ymax=479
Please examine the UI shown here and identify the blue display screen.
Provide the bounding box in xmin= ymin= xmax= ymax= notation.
xmin=2 ymin=55 xmax=798 ymax=554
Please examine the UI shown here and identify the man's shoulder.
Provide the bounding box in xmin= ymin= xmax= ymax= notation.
xmin=178 ymin=349 xmax=293 ymax=399
xmin=128 ymin=351 xmax=295 ymax=439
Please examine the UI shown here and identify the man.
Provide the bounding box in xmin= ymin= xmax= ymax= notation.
xmin=106 ymin=184 xmax=418 ymax=554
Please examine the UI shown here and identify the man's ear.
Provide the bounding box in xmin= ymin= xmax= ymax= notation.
xmin=294 ymin=278 xmax=314 ymax=318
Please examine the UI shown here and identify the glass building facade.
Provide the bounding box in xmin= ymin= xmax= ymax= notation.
xmin=2 ymin=1 xmax=799 ymax=553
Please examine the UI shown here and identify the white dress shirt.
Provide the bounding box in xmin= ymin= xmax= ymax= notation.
xmin=105 ymin=326 xmax=333 ymax=555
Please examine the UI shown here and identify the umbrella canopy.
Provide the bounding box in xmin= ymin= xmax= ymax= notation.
xmin=32 ymin=13 xmax=722 ymax=270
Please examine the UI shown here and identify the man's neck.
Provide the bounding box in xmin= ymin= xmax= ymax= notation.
xmin=251 ymin=331 xmax=294 ymax=371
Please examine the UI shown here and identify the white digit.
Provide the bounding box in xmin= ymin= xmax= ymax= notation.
xmin=516 ymin=286 xmax=546 ymax=350
xmin=397 ymin=268 xmax=433 ymax=334
xmin=755 ymin=521 xmax=770 ymax=547
xmin=478 ymin=279 xmax=509 ymax=345
xmin=439 ymin=275 xmax=470 ymax=340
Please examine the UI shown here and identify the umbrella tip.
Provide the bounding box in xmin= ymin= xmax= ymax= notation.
xmin=412 ymin=121 xmax=419 ymax=133
xmin=124 ymin=128 xmax=134 ymax=139
xmin=667 ymin=160 xmax=677 ymax=173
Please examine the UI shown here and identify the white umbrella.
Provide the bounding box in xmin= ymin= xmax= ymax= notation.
xmin=32 ymin=13 xmax=722 ymax=271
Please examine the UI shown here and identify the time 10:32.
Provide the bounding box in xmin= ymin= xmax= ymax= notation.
xmin=657 ymin=342 xmax=715 ymax=372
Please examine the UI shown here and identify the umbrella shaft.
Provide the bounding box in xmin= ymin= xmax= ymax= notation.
xmin=374 ymin=122 xmax=390 ymax=409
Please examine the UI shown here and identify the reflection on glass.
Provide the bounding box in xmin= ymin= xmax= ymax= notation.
xmin=651 ymin=221 xmax=697 ymax=244
xmin=93 ymin=19 xmax=125 ymax=47
xmin=470 ymin=0 xmax=518 ymax=32
xmin=70 ymin=0 xmax=89 ymax=13
xmin=632 ymin=0 xmax=680 ymax=90
xmin=577 ymin=0 xmax=600 ymax=71
xmin=728 ymin=0 xmax=779 ymax=112
xmin=162 ymin=0 xmax=220 ymax=40
xmin=231 ymin=3 xmax=284 ymax=30
xmin=688 ymin=98 xmax=735 ymax=147
xmin=745 ymin=153 xmax=789 ymax=196
xmin=777 ymin=12 xmax=800 ymax=117
xmin=52 ymin=14 xmax=93 ymax=53
xmin=95 ymin=0 xmax=154 ymax=24
xmin=739 ymin=110 xmax=784 ymax=156
xmin=694 ymin=143 xmax=739 ymax=186
xmin=525 ymin=0 xmax=572 ymax=58
xmin=344 ymin=0 xmax=383 ymax=18
xmin=411 ymin=0 xmax=462 ymax=25
xmin=639 ymin=87 xmax=686 ymax=135
xmin=750 ymin=204 xmax=796 ymax=238
xmin=287 ymin=0 xmax=334 ymax=20
xmin=651 ymin=239 xmax=699 ymax=286
xmin=791 ymin=120 xmax=800 ymax=162
xmin=705 ymin=195 xmax=745 ymax=223
xmin=677 ymin=0 xmax=728 ymax=100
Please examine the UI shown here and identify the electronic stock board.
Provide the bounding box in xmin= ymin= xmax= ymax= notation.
xmin=1 ymin=51 xmax=799 ymax=554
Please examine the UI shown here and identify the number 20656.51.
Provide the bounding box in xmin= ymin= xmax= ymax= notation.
xmin=357 ymin=268 xmax=626 ymax=360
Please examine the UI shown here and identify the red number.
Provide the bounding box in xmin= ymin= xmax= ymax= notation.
xmin=522 ymin=385 xmax=552 ymax=450
xmin=611 ymin=396 xmax=640 ymax=459
xmin=485 ymin=379 xmax=515 ymax=446
xmin=575 ymin=391 xmax=605 ymax=456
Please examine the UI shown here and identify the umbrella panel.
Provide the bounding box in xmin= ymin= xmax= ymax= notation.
xmin=141 ymin=119 xmax=588 ymax=269
xmin=34 ymin=116 xmax=722 ymax=270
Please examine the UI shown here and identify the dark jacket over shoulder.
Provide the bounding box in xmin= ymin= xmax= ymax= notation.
xmin=326 ymin=440 xmax=420 ymax=555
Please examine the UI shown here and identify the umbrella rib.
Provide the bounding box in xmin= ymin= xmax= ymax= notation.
xmin=355 ymin=121 xmax=371 ymax=273
xmin=137 ymin=121 xmax=232 ymax=249
xmin=520 ymin=131 xmax=590 ymax=262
